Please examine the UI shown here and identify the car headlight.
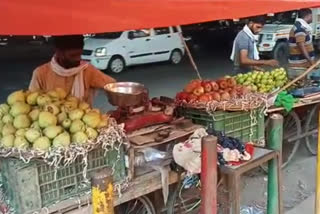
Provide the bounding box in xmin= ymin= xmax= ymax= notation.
xmin=95 ymin=47 xmax=107 ymax=57
xmin=265 ymin=34 xmax=274 ymax=41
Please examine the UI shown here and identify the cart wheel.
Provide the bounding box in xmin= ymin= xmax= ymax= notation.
xmin=115 ymin=195 xmax=156 ymax=214
xmin=305 ymin=104 xmax=320 ymax=155
xmin=261 ymin=111 xmax=302 ymax=172
xmin=166 ymin=175 xmax=201 ymax=214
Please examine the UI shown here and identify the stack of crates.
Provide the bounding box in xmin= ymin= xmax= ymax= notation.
xmin=178 ymin=107 xmax=265 ymax=145
xmin=0 ymin=146 xmax=126 ymax=213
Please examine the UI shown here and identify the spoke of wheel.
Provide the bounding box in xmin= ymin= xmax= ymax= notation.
xmin=282 ymin=112 xmax=301 ymax=168
xmin=134 ymin=204 xmax=145 ymax=214
xmin=305 ymin=104 xmax=320 ymax=155
xmin=128 ymin=200 xmax=139 ymax=214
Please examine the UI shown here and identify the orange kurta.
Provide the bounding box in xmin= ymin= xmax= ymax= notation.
xmin=29 ymin=62 xmax=115 ymax=104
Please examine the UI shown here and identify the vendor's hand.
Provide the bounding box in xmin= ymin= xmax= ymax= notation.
xmin=252 ymin=66 xmax=264 ymax=72
xmin=265 ymin=59 xmax=279 ymax=67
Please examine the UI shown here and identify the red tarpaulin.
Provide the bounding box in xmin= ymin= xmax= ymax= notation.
xmin=1 ymin=0 xmax=320 ymax=35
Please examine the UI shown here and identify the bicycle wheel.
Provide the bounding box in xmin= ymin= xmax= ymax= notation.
xmin=305 ymin=104 xmax=320 ymax=155
xmin=166 ymin=175 xmax=201 ymax=214
xmin=115 ymin=195 xmax=156 ymax=214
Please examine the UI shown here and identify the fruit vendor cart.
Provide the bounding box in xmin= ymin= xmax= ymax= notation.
xmin=2 ymin=1 xmax=320 ymax=214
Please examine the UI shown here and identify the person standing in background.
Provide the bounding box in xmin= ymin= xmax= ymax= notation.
xmin=289 ymin=9 xmax=315 ymax=68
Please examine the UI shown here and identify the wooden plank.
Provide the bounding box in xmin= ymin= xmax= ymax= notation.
xmin=267 ymin=99 xmax=320 ymax=113
xmin=127 ymin=124 xmax=174 ymax=138
xmin=131 ymin=125 xmax=203 ymax=149
xmin=129 ymin=135 xmax=155 ymax=145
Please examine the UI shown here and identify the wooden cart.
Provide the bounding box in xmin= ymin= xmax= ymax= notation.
xmin=266 ymin=97 xmax=320 ymax=168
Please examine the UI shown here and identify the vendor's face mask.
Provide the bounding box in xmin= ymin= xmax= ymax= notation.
xmin=57 ymin=49 xmax=83 ymax=69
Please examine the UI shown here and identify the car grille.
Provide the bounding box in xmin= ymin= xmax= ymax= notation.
xmin=82 ymin=49 xmax=93 ymax=56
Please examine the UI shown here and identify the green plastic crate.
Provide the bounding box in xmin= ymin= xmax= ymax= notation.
xmin=0 ymin=146 xmax=126 ymax=214
xmin=178 ymin=107 xmax=265 ymax=145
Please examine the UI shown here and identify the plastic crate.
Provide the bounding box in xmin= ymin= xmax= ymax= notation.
xmin=0 ymin=146 xmax=126 ymax=214
xmin=177 ymin=107 xmax=265 ymax=145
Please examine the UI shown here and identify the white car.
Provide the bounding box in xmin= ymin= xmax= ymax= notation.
xmin=82 ymin=27 xmax=185 ymax=73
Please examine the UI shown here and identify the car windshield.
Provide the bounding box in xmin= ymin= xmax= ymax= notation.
xmin=93 ymin=32 xmax=123 ymax=39
xmin=265 ymin=11 xmax=297 ymax=25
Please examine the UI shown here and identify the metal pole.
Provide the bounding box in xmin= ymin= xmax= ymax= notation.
xmin=92 ymin=168 xmax=114 ymax=214
xmin=267 ymin=114 xmax=283 ymax=214
xmin=315 ymin=109 xmax=320 ymax=214
xmin=200 ymin=135 xmax=218 ymax=214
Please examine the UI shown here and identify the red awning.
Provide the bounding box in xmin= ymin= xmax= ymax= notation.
xmin=1 ymin=0 xmax=320 ymax=35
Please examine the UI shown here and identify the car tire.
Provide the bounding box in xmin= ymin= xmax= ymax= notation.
xmin=108 ymin=56 xmax=126 ymax=73
xmin=273 ymin=42 xmax=289 ymax=67
xmin=170 ymin=49 xmax=183 ymax=65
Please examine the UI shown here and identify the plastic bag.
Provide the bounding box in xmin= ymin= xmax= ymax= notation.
xmin=139 ymin=147 xmax=167 ymax=162
xmin=240 ymin=206 xmax=264 ymax=214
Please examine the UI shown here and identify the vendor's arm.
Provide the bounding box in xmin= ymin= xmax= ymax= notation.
xmin=89 ymin=65 xmax=116 ymax=88
xmin=239 ymin=50 xmax=279 ymax=67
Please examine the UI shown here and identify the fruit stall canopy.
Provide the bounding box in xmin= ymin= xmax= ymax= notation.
xmin=1 ymin=0 xmax=320 ymax=35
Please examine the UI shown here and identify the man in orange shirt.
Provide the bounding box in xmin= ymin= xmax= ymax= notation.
xmin=29 ymin=35 xmax=116 ymax=105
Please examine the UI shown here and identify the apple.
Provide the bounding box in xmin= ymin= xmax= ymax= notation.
xmin=217 ymin=79 xmax=228 ymax=89
xmin=198 ymin=94 xmax=212 ymax=103
xmin=176 ymin=92 xmax=189 ymax=101
xmin=201 ymin=81 xmax=212 ymax=93
xmin=220 ymin=92 xmax=231 ymax=101
xmin=210 ymin=92 xmax=221 ymax=101
xmin=193 ymin=86 xmax=205 ymax=96
xmin=210 ymin=81 xmax=219 ymax=91
xmin=187 ymin=94 xmax=198 ymax=103
xmin=227 ymin=78 xmax=237 ymax=88
xmin=184 ymin=79 xmax=201 ymax=93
